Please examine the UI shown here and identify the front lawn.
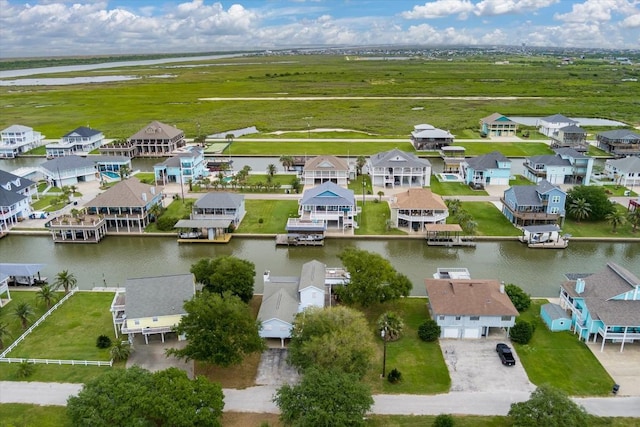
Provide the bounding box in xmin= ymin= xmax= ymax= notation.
xmin=458 ymin=202 xmax=520 ymax=236
xmin=515 ymin=300 xmax=613 ymax=396
xmin=0 ymin=290 xmax=56 ymax=350
xmin=509 ymin=175 xmax=535 ymax=186
xmin=430 ymin=180 xmax=488 ymax=196
xmin=356 ymin=201 xmax=407 ymax=236
xmin=361 ymin=298 xmax=451 ymax=394
xmin=236 ymin=199 xmax=299 ymax=234
xmin=145 ymin=198 xmax=195 ymax=232
xmin=562 ymin=204 xmax=639 ymax=238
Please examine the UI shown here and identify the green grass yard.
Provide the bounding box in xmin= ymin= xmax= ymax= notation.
xmin=458 ymin=202 xmax=521 ymax=237
xmin=0 ymin=291 xmax=56 ymax=349
xmin=236 ymin=200 xmax=299 ymax=234
xmin=562 ymin=204 xmax=638 ymax=238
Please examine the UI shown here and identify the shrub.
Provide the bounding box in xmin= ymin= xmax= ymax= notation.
xmin=96 ymin=335 xmax=112 ymax=349
xmin=156 ymin=215 xmax=178 ymax=231
xmin=258 ymin=218 xmax=264 ymax=224
xmin=510 ymin=320 xmax=535 ymax=344
xmin=433 ymin=413 xmax=454 ymax=427
xmin=16 ymin=361 xmax=36 ymax=379
xmin=505 ymin=284 xmax=531 ymax=312
xmin=418 ymin=320 xmax=441 ymax=342
xmin=111 ymin=340 xmax=132 ymax=362
xmin=387 ymin=368 xmax=402 ymax=384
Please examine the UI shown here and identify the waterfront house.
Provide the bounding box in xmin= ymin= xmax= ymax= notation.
xmin=549 ymin=125 xmax=588 ymax=152
xmin=111 ymin=273 xmax=195 ymax=343
xmin=0 ymin=124 xmax=45 ymax=158
xmin=0 ymin=170 xmax=37 ymax=231
xmin=128 ymin=120 xmax=186 ymax=157
xmin=559 ymin=262 xmax=640 ymax=352
xmin=425 ymin=278 xmax=518 ymax=339
xmin=84 ymin=177 xmax=163 ymax=233
xmin=596 ymin=129 xmax=640 ymax=157
xmin=501 ymin=179 xmax=566 ymax=226
xmin=461 ymin=151 xmax=511 ymax=187
xmin=604 ymin=156 xmax=640 ymax=187
xmin=258 ymin=260 xmax=327 ymax=347
xmin=40 ymin=156 xmax=98 ymax=187
xmin=48 ymin=209 xmax=108 ymax=244
xmin=523 ymin=148 xmax=593 ymax=185
xmin=537 ymin=114 xmax=578 ymax=137
xmin=302 ymin=155 xmax=349 ymax=187
xmin=410 ymin=124 xmax=454 ymax=151
xmin=367 ymin=148 xmax=431 ymax=188
xmin=440 ymin=146 xmax=466 ymax=173
xmin=298 ymin=181 xmax=356 ymax=230
xmin=540 ymin=303 xmax=571 ymax=332
xmin=479 ymin=113 xmax=518 ymax=137
xmin=390 ymin=188 xmax=448 ymax=231
xmin=154 ymin=146 xmax=207 ymax=185
xmin=192 ymin=192 xmax=245 ymax=227
xmin=46 ymin=126 xmax=104 ymax=158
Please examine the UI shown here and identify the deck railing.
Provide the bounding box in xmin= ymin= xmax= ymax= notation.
xmin=0 ymin=357 xmax=113 ymax=366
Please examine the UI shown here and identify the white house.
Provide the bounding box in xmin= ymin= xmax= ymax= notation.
xmin=0 ymin=170 xmax=37 ymax=231
xmin=367 ymin=148 xmax=431 ymax=188
xmin=40 ymin=156 xmax=98 ymax=186
xmin=0 ymin=124 xmax=45 ymax=158
xmin=537 ymin=114 xmax=578 ymax=137
xmin=302 ymin=155 xmax=350 ymax=187
xmin=604 ymin=156 xmax=640 ymax=187
xmin=46 ymin=126 xmax=104 ymax=158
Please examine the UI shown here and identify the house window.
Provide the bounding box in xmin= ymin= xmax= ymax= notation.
xmin=264 ymin=325 xmax=272 ymax=331
xmin=152 ymin=317 xmax=158 ymax=322
xmin=134 ymin=320 xmax=140 ymax=325
xmin=501 ymin=316 xmax=512 ymax=321
xmin=455 ymin=316 xmax=461 ymax=320
xmin=551 ymin=196 xmax=561 ymax=203
xmin=439 ymin=315 xmax=445 ymax=321
xmin=550 ymin=207 xmax=559 ymax=214
xmin=469 ymin=316 xmax=480 ymax=321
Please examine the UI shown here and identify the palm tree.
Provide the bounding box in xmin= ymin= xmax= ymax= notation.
xmin=356 ymin=156 xmax=367 ymax=176
xmin=605 ymin=210 xmax=626 ymax=233
xmin=13 ymin=302 xmax=34 ymax=329
xmin=267 ymin=163 xmax=277 ymax=177
xmin=445 ymin=199 xmax=462 ymax=216
xmin=377 ymin=312 xmax=405 ymax=342
xmin=36 ymin=284 xmax=58 ymax=308
xmin=148 ymin=203 xmax=163 ymax=223
xmin=0 ymin=322 xmax=10 ymax=350
xmin=279 ymin=155 xmax=294 ymax=171
xmin=568 ymin=198 xmax=592 ymax=223
xmin=53 ymin=269 xmax=77 ymax=294
xmin=119 ymin=164 xmax=131 ymax=180
xmin=628 ymin=209 xmax=640 ymax=233
xmin=377 ymin=191 xmax=384 ymax=202
xmin=69 ymin=184 xmax=78 ymax=195
xmin=110 ymin=340 xmax=132 ymax=362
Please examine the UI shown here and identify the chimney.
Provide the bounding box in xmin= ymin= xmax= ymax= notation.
xmin=150 ymin=187 xmax=155 ymax=195
xmin=500 ymin=281 xmax=505 ymax=294
xmin=575 ymin=278 xmax=585 ymax=294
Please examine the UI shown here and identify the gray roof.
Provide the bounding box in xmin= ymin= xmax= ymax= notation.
xmin=299 ymin=260 xmax=326 ymax=292
xmin=541 ymin=303 xmax=570 ymax=321
xmin=597 ymin=129 xmax=640 ymax=141
xmin=605 ymin=156 xmax=640 ymax=173
xmin=0 ymin=170 xmax=35 ymax=192
xmin=63 ymin=126 xmax=102 ymax=138
xmin=41 ymin=155 xmax=96 ymax=173
xmin=369 ymin=148 xmax=431 ymax=169
xmin=174 ymin=219 xmax=232 ymax=229
xmin=562 ymin=262 xmax=640 ymax=326
xmin=509 ymin=180 xmax=561 ymax=206
xmin=527 ymin=154 xmax=571 ymax=167
xmin=553 ymin=148 xmax=589 ymax=159
xmin=300 ymin=181 xmax=355 ymax=207
xmin=130 ymin=121 xmax=184 ymax=140
xmin=523 ymin=224 xmax=560 ymax=233
xmin=0 ymin=263 xmax=46 ymax=277
xmin=124 ymin=273 xmax=194 ymax=319
xmin=0 ymin=187 xmax=27 ymax=206
xmin=480 ymin=113 xmax=514 ymax=124
xmin=90 ymin=155 xmax=131 ymax=164
xmin=411 ymin=124 xmax=454 ymax=139
xmin=465 ymin=151 xmax=510 ymax=171
xmin=257 ymin=278 xmax=300 ymax=325
xmin=2 ymin=124 xmax=32 ymax=133
xmin=195 ymin=192 xmax=243 ymax=209
xmin=558 ymin=125 xmax=586 ymax=134
xmin=540 ymin=114 xmax=577 ymax=124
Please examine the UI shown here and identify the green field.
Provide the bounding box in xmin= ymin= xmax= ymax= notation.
xmin=2 ymin=55 xmax=638 ymax=141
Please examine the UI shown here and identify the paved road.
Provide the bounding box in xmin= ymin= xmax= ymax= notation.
xmin=2 ymin=381 xmax=639 ymax=417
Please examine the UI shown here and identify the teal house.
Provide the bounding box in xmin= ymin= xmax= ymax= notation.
xmin=540 ymin=303 xmax=571 ymax=331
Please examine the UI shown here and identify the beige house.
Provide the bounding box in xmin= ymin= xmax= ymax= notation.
xmin=101 ymin=121 xmax=185 ymax=157
xmin=302 ymin=155 xmax=349 ymax=187
xmin=390 ymin=188 xmax=448 ymax=232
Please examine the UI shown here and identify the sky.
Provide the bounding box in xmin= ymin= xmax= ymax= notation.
xmin=1 ymin=0 xmax=639 ymax=57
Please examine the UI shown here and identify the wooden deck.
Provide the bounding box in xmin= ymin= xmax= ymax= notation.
xmin=276 ymin=234 xmax=325 ymax=246
xmin=426 ymin=237 xmax=476 ymax=247
xmin=521 ymin=237 xmax=569 ymax=249
xmin=178 ymin=234 xmax=232 ymax=244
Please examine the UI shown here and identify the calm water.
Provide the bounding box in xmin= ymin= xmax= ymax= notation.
xmin=1 ymin=234 xmax=637 ymax=297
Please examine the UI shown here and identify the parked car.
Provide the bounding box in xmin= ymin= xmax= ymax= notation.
xmin=496 ymin=343 xmax=516 ymax=366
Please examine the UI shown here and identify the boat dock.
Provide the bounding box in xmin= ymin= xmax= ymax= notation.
xmin=276 ymin=234 xmax=325 ymax=246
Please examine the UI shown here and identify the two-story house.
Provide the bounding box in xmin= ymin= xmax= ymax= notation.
xmin=367 ymin=148 xmax=431 ymax=188
xmin=154 ymin=146 xmax=206 ymax=185
xmin=302 ymin=155 xmax=349 ymax=187
xmin=410 ymin=124 xmax=454 ymax=151
xmin=604 ymin=156 xmax=640 ymax=187
xmin=40 ymin=156 xmax=98 ymax=187
xmin=501 ymin=179 xmax=566 ymax=226
xmin=390 ymin=188 xmax=448 ymax=231
xmin=537 ymin=114 xmax=578 ymax=137
xmin=461 ymin=151 xmax=511 ymax=187
xmin=479 ymin=113 xmax=518 ymax=137
xmin=425 ymin=277 xmax=518 ymax=339
xmin=0 ymin=124 xmax=45 ymax=158
xmin=46 ymin=127 xmax=104 ymax=158
xmin=559 ymin=262 xmax=640 ymax=352
xmin=523 ymin=148 xmax=593 ymax=185
xmin=596 ymin=129 xmax=640 ymax=157
xmin=549 ymin=125 xmax=588 ymax=152
xmin=192 ymin=192 xmax=246 ymax=228
xmin=129 ymin=121 xmax=186 ymax=157
xmin=0 ymin=170 xmax=36 ymax=232
xmin=298 ymin=181 xmax=356 ymax=230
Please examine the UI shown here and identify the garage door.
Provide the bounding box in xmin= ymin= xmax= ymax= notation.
xmin=463 ymin=328 xmax=481 ymax=339
xmin=443 ymin=328 xmax=459 ymax=338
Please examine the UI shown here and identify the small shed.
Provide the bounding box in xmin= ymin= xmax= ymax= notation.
xmin=540 ymin=302 xmax=571 ymax=331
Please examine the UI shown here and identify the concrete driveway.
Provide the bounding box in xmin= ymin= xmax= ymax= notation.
xmin=255 ymin=348 xmax=300 ymax=386
xmin=585 ymin=340 xmax=640 ymax=396
xmin=440 ymin=338 xmax=535 ymax=393
xmin=126 ymin=334 xmax=194 ymax=378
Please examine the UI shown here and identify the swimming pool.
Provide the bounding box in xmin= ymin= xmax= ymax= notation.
xmin=102 ymin=171 xmax=119 ymax=179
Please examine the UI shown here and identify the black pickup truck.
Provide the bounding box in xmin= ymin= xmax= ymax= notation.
xmin=496 ymin=343 xmax=516 ymax=366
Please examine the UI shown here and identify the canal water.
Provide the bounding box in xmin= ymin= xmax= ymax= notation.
xmin=1 ymin=234 xmax=637 ymax=298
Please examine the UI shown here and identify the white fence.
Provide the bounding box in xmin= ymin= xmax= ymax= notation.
xmin=0 ymin=288 xmax=113 ymax=368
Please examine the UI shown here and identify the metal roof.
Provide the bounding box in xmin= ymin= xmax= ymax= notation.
xmin=123 ymin=273 xmax=194 ymax=319
xmin=0 ymin=263 xmax=46 ymax=277
xmin=174 ymin=219 xmax=232 ymax=229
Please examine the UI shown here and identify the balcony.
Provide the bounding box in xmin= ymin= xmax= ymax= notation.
xmin=397 ymin=212 xmax=448 ymax=223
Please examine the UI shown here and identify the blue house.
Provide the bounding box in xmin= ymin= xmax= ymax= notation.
xmin=461 ymin=151 xmax=511 ymax=187
xmin=523 ymin=148 xmax=593 ymax=185
xmin=298 ymin=181 xmax=356 ymax=230
xmin=154 ymin=146 xmax=206 ymax=185
xmin=501 ymin=179 xmax=566 ymax=226
xmin=540 ymin=303 xmax=571 ymax=331
xmin=559 ymin=262 xmax=640 ymax=352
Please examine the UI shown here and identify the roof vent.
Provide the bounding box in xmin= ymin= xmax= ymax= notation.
xmin=575 ymin=278 xmax=585 ymax=294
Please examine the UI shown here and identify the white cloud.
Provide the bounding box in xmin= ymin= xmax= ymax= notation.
xmin=554 ymin=0 xmax=638 ymax=24
xmin=621 ymin=13 xmax=640 ymax=27
xmin=474 ymin=0 xmax=560 ymax=16
xmin=402 ymin=1 xmax=475 ymax=19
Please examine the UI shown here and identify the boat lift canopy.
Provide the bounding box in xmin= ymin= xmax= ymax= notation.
xmin=0 ymin=263 xmax=46 ymax=277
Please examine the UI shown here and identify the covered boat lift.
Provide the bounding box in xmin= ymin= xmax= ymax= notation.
xmin=174 ymin=219 xmax=232 ymax=243
xmin=519 ymin=224 xmax=569 ymax=249
xmin=425 ymin=224 xmax=476 ymax=247
xmin=0 ymin=263 xmax=48 ymax=286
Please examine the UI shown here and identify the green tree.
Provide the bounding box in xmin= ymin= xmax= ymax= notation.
xmin=335 ymin=247 xmax=412 ymax=307
xmin=433 ymin=414 xmax=455 ymax=427
xmin=274 ymin=367 xmax=373 ymax=427
xmin=190 ymin=256 xmax=256 ymax=303
xmin=279 ymin=155 xmax=294 ymax=171
xmin=508 ymin=384 xmax=588 ymax=427
xmin=36 ymin=284 xmax=58 ymax=308
xmin=418 ymin=320 xmax=441 ymax=342
xmin=67 ymin=366 xmax=224 ymax=427
xmin=377 ymin=311 xmax=404 ymax=341
xmin=377 ymin=190 xmax=384 ymax=202
xmin=0 ymin=322 xmax=11 ymax=350
xmin=445 ymin=199 xmax=462 ymax=216
xmin=168 ymin=292 xmax=265 ymax=367
xmin=567 ymin=197 xmax=591 ymax=223
xmin=504 ymin=283 xmax=531 ymax=312
xmin=267 ymin=163 xmax=277 ymax=177
xmin=110 ymin=340 xmax=132 ymax=362
xmin=510 ymin=320 xmax=535 ymax=344
xmin=53 ymin=269 xmax=77 ymax=294
xmin=356 ymin=155 xmax=367 ymax=176
xmin=288 ymin=306 xmax=375 ymax=378
xmin=605 ymin=209 xmax=626 ymax=233
xmin=13 ymin=302 xmax=34 ymax=329
xmin=118 ymin=164 xmax=131 ymax=180
xmin=628 ymin=209 xmax=640 ymax=233
xmin=566 ymin=185 xmax=614 ymax=221
xmin=16 ymin=361 xmax=36 ymax=378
